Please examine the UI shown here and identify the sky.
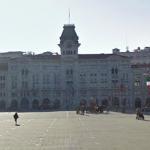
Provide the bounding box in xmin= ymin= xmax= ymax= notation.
xmin=0 ymin=0 xmax=150 ymax=54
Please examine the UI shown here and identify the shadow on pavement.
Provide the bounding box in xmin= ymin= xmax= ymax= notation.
xmin=144 ymin=119 xmax=150 ymax=122
xmin=15 ymin=124 xmax=20 ymax=126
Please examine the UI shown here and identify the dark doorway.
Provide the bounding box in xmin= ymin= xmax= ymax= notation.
xmin=121 ymin=99 xmax=126 ymax=106
xmin=80 ymin=99 xmax=87 ymax=106
xmin=53 ymin=99 xmax=60 ymax=109
xmin=112 ymin=97 xmax=119 ymax=111
xmin=135 ymin=98 xmax=141 ymax=108
xmin=42 ymin=98 xmax=50 ymax=110
xmin=102 ymin=99 xmax=108 ymax=106
xmin=0 ymin=100 xmax=6 ymax=111
xmin=32 ymin=99 xmax=39 ymax=110
xmin=112 ymin=97 xmax=119 ymax=107
xmin=145 ymin=98 xmax=150 ymax=107
xmin=20 ymin=98 xmax=29 ymax=110
xmin=10 ymin=100 xmax=18 ymax=110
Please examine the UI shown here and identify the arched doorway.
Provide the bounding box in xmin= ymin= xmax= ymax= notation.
xmin=32 ymin=99 xmax=39 ymax=110
xmin=102 ymin=99 xmax=108 ymax=107
xmin=20 ymin=98 xmax=29 ymax=110
xmin=112 ymin=97 xmax=119 ymax=111
xmin=135 ymin=98 xmax=141 ymax=108
xmin=121 ymin=98 xmax=127 ymax=113
xmin=10 ymin=99 xmax=18 ymax=110
xmin=145 ymin=98 xmax=150 ymax=107
xmin=121 ymin=98 xmax=126 ymax=106
xmin=0 ymin=100 xmax=6 ymax=111
xmin=112 ymin=97 xmax=119 ymax=107
xmin=80 ymin=99 xmax=87 ymax=106
xmin=42 ymin=98 xmax=50 ymax=110
xmin=89 ymin=98 xmax=97 ymax=112
xmin=53 ymin=99 xmax=60 ymax=109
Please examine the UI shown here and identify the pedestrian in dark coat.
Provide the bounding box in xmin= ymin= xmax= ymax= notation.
xmin=13 ymin=112 xmax=19 ymax=125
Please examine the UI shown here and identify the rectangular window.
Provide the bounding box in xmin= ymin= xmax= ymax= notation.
xmin=0 ymin=76 xmax=5 ymax=81
xmin=79 ymin=73 xmax=86 ymax=83
xmin=32 ymin=74 xmax=39 ymax=88
xmin=90 ymin=73 xmax=97 ymax=83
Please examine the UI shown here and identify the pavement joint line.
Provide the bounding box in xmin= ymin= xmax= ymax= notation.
xmin=35 ymin=118 xmax=57 ymax=147
xmin=64 ymin=134 xmax=73 ymax=148
xmin=79 ymin=116 xmax=98 ymax=142
xmin=48 ymin=118 xmax=57 ymax=128
xmin=78 ymin=117 xmax=84 ymax=127
xmin=66 ymin=111 xmax=69 ymax=119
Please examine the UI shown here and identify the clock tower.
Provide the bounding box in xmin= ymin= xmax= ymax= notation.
xmin=58 ymin=24 xmax=80 ymax=109
xmin=58 ymin=24 xmax=80 ymax=58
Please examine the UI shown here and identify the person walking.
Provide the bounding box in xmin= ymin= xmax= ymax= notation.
xmin=13 ymin=112 xmax=19 ymax=125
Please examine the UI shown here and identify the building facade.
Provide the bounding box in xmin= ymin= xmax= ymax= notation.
xmin=0 ymin=24 xmax=150 ymax=111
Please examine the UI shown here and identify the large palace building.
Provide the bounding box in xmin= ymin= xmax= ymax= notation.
xmin=0 ymin=24 xmax=150 ymax=111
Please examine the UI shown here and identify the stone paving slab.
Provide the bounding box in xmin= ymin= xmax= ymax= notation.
xmin=0 ymin=111 xmax=149 ymax=150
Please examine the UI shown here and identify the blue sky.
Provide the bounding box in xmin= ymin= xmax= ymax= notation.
xmin=0 ymin=0 xmax=150 ymax=54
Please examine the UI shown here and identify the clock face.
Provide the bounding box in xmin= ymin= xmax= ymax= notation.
xmin=65 ymin=41 xmax=73 ymax=48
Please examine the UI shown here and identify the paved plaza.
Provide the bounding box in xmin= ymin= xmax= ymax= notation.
xmin=0 ymin=111 xmax=150 ymax=150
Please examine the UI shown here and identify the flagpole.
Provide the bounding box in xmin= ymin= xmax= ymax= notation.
xmin=68 ymin=8 xmax=70 ymax=24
